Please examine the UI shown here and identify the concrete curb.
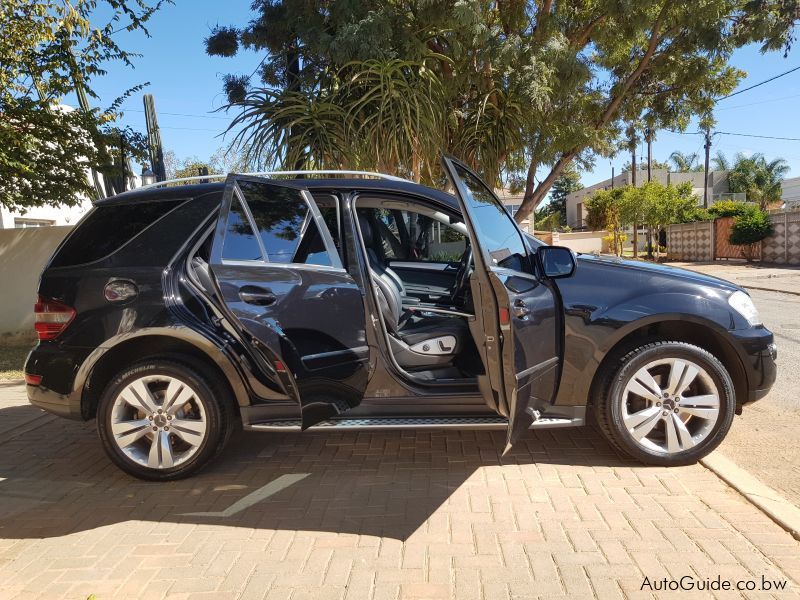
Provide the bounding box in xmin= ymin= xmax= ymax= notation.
xmin=702 ymin=453 xmax=800 ymax=541
xmin=741 ymin=285 xmax=800 ymax=297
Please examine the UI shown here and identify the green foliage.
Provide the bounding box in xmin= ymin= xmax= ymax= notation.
xmin=668 ymin=151 xmax=704 ymax=172
xmin=730 ymin=206 xmax=773 ymax=246
xmin=534 ymin=211 xmax=562 ymax=232
xmin=588 ymin=181 xmax=700 ymax=256
xmin=708 ymin=200 xmax=751 ymax=218
xmin=725 ymin=152 xmax=790 ymax=209
xmin=205 ymin=0 xmax=798 ymax=220
xmin=678 ymin=206 xmax=713 ymax=223
xmin=0 ymin=0 xmax=168 ymax=210
xmin=545 ymin=165 xmax=582 ymax=224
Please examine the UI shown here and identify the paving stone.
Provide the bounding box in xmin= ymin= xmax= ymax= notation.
xmin=0 ymin=384 xmax=798 ymax=598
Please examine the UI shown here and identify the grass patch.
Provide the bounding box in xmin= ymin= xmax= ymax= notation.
xmin=0 ymin=342 xmax=33 ymax=380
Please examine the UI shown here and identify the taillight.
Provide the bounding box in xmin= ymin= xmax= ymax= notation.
xmin=34 ymin=296 xmax=75 ymax=340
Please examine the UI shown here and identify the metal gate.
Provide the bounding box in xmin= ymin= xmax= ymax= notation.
xmin=714 ymin=216 xmax=761 ymax=261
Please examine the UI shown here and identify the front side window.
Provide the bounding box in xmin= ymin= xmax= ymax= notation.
xmin=452 ymin=163 xmax=527 ymax=272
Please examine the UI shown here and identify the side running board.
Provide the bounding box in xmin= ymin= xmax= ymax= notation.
xmin=245 ymin=414 xmax=584 ymax=432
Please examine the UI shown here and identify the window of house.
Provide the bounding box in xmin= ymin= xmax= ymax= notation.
xmin=14 ymin=218 xmax=55 ymax=228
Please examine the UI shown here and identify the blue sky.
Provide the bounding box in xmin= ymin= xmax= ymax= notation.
xmin=78 ymin=1 xmax=800 ymax=188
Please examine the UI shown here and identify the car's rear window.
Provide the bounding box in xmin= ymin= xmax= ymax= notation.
xmin=49 ymin=200 xmax=184 ymax=267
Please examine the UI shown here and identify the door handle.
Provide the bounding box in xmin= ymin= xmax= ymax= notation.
xmin=239 ymin=286 xmax=277 ymax=306
xmin=512 ymin=299 xmax=530 ymax=319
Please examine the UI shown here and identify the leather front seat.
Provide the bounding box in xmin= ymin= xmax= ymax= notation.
xmin=358 ymin=215 xmax=469 ymax=369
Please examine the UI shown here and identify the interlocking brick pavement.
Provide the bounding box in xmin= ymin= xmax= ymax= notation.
xmin=0 ymin=384 xmax=798 ymax=599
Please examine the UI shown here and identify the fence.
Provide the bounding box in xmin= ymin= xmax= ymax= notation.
xmin=0 ymin=226 xmax=72 ymax=339
xmin=667 ymin=209 xmax=800 ymax=264
xmin=533 ymin=230 xmax=610 ymax=253
xmin=666 ymin=221 xmax=714 ymax=262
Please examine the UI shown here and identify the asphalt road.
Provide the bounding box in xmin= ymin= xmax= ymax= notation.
xmin=716 ymin=288 xmax=800 ymax=506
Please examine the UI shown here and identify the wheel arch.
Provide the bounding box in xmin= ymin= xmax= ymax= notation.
xmin=79 ymin=328 xmax=250 ymax=420
xmin=586 ymin=316 xmax=748 ymax=412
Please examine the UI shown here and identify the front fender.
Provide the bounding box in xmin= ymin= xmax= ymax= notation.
xmin=554 ymin=291 xmax=740 ymax=407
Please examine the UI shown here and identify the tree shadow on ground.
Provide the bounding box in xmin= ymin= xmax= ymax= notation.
xmin=0 ymin=403 xmax=638 ymax=541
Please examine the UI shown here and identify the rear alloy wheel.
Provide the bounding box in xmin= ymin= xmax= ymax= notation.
xmin=594 ymin=341 xmax=735 ymax=466
xmin=98 ymin=360 xmax=231 ymax=480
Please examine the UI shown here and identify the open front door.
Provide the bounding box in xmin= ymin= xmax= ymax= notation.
xmin=442 ymin=157 xmax=562 ymax=450
xmin=208 ymin=175 xmax=371 ymax=428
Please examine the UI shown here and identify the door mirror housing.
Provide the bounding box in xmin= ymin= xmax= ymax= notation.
xmin=537 ymin=246 xmax=576 ymax=279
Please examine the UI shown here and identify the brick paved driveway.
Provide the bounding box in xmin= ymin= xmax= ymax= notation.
xmin=0 ymin=383 xmax=798 ymax=599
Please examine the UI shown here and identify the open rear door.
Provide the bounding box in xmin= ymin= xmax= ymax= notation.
xmin=207 ymin=175 xmax=372 ymax=428
xmin=442 ymin=157 xmax=562 ymax=450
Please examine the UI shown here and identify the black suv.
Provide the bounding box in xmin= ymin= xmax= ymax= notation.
xmin=25 ymin=157 xmax=777 ymax=480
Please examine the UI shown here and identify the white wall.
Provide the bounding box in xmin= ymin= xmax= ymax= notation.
xmin=0 ymin=226 xmax=73 ymax=340
xmin=782 ymin=176 xmax=800 ymax=205
xmin=0 ymin=199 xmax=92 ymax=229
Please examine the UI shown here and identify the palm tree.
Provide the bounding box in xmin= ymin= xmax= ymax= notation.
xmin=711 ymin=151 xmax=730 ymax=171
xmin=728 ymin=153 xmax=790 ymax=209
xmin=668 ymin=151 xmax=699 ymax=172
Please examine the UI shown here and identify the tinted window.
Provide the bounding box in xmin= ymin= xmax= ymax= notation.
xmin=237 ymin=180 xmax=334 ymax=266
xmin=221 ymin=196 xmax=262 ymax=261
xmin=49 ymin=200 xmax=184 ymax=267
xmin=452 ymin=164 xmax=527 ymax=271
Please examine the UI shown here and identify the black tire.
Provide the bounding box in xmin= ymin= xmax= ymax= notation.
xmin=97 ymin=359 xmax=234 ymax=481
xmin=593 ymin=341 xmax=735 ymax=466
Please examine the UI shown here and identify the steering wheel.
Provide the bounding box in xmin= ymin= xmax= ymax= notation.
xmin=450 ymin=245 xmax=473 ymax=304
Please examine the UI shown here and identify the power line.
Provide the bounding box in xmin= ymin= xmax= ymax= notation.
xmin=717 ymin=65 xmax=800 ymax=100
xmin=716 ymin=131 xmax=800 ymax=142
xmin=715 ymin=92 xmax=800 ymax=111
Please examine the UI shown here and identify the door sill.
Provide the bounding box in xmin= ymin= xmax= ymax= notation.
xmin=244 ymin=414 xmax=584 ymax=432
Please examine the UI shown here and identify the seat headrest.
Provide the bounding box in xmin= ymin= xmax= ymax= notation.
xmin=358 ymin=214 xmax=374 ymax=247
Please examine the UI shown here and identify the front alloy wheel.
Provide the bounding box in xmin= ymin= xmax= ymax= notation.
xmin=595 ymin=341 xmax=735 ymax=466
xmin=98 ymin=360 xmax=231 ymax=480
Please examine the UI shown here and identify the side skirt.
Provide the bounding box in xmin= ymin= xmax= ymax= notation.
xmin=243 ymin=407 xmax=585 ymax=432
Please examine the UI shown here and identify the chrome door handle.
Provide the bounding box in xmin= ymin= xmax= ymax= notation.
xmin=512 ymin=299 xmax=530 ymax=318
xmin=239 ymin=286 xmax=277 ymax=306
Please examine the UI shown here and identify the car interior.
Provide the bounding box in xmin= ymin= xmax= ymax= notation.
xmin=354 ymin=198 xmax=483 ymax=382
xmin=186 ymin=190 xmax=485 ymax=386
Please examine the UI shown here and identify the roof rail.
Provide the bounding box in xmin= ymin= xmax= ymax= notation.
xmin=137 ymin=170 xmax=412 ymax=190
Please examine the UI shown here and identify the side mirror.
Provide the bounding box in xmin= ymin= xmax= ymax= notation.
xmin=537 ymin=246 xmax=576 ymax=279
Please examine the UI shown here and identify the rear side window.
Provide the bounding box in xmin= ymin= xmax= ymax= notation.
xmin=221 ymin=197 xmax=262 ymax=261
xmin=49 ymin=200 xmax=184 ymax=267
xmin=227 ymin=180 xmax=336 ymax=267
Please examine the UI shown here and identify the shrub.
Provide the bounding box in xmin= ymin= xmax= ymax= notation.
xmin=730 ymin=206 xmax=772 ymax=261
xmin=708 ymin=200 xmax=750 ymax=218
xmin=679 ymin=206 xmax=713 ymax=222
xmin=730 ymin=207 xmax=772 ymax=246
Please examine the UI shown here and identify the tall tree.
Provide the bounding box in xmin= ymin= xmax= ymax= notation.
xmin=206 ymin=1 xmax=797 ymax=223
xmin=727 ymin=152 xmax=790 ymax=208
xmin=668 ymin=151 xmax=701 ymax=172
xmin=545 ymin=165 xmax=583 ymax=224
xmin=0 ymin=0 xmax=168 ymax=210
xmin=712 ymin=150 xmax=731 ymax=171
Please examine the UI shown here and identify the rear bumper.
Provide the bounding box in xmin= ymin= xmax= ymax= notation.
xmin=24 ymin=342 xmax=88 ymax=421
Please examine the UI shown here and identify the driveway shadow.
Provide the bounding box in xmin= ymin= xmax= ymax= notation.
xmin=0 ymin=403 xmax=635 ymax=541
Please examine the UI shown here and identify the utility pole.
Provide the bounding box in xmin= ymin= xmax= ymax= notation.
xmin=611 ymin=166 xmax=615 ymax=189
xmin=628 ymin=125 xmax=638 ymax=258
xmin=143 ymin=94 xmax=167 ymax=182
xmin=67 ymin=53 xmax=106 ymax=200
xmin=703 ymin=128 xmax=712 ymax=208
xmin=645 ymin=128 xmax=653 ymax=182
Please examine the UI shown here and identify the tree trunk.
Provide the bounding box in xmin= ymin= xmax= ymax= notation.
xmin=514 ymin=152 xmax=575 ymax=225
